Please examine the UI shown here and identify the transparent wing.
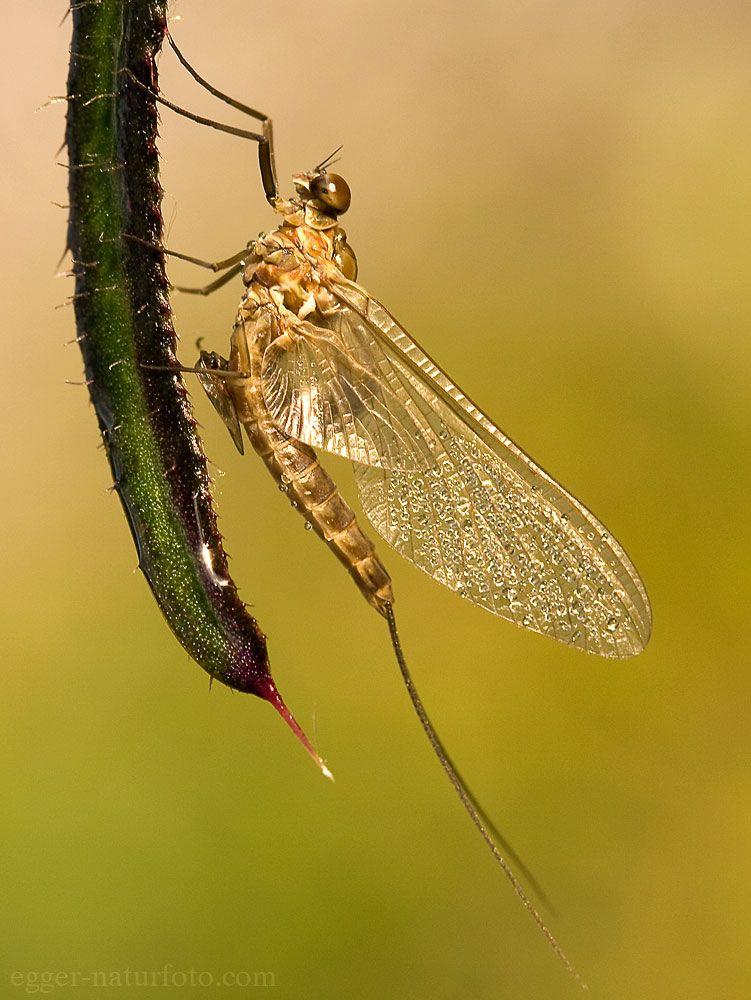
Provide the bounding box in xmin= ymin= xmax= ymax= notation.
xmin=196 ymin=351 xmax=244 ymax=454
xmin=261 ymin=322 xmax=433 ymax=471
xmin=261 ymin=280 xmax=652 ymax=658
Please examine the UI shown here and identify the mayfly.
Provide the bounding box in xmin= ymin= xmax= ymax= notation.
xmin=143 ymin=33 xmax=651 ymax=980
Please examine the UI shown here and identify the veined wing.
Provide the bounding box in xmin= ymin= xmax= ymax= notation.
xmin=196 ymin=351 xmax=245 ymax=454
xmin=261 ymin=321 xmax=433 ymax=471
xmin=261 ymin=277 xmax=652 ymax=658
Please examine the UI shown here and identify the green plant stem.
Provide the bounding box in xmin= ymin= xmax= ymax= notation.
xmin=65 ymin=0 xmax=325 ymax=770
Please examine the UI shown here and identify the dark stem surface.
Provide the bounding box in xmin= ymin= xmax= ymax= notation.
xmin=65 ymin=0 xmax=323 ymax=768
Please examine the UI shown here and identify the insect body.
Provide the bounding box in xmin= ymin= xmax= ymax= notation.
xmin=227 ymin=211 xmax=394 ymax=616
xmin=202 ymin=167 xmax=651 ymax=658
xmin=157 ymin=35 xmax=651 ymax=977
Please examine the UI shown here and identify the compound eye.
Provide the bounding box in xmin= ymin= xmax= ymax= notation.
xmin=309 ymin=172 xmax=351 ymax=215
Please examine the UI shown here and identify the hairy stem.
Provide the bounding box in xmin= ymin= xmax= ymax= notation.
xmin=65 ymin=0 xmax=324 ymax=770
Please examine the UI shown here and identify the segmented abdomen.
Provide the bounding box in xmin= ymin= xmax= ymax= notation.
xmin=229 ymin=313 xmax=393 ymax=616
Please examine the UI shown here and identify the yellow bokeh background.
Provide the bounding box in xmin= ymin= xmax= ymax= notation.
xmin=3 ymin=2 xmax=749 ymax=996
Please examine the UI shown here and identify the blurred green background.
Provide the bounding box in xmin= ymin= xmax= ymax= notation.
xmin=3 ymin=1 xmax=749 ymax=996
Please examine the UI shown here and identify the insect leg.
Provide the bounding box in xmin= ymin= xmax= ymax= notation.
xmin=173 ymin=263 xmax=245 ymax=297
xmin=141 ymin=362 xmax=249 ymax=380
xmin=122 ymin=231 xmax=249 ymax=274
xmin=123 ymin=30 xmax=279 ymax=208
xmin=166 ymin=31 xmax=279 ymax=208
xmin=166 ymin=31 xmax=270 ymax=123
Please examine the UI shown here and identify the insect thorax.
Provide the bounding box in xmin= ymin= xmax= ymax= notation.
xmin=241 ymin=223 xmax=357 ymax=325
